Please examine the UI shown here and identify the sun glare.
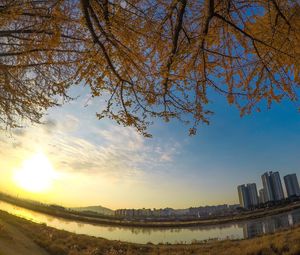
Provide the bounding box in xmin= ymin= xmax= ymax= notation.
xmin=13 ymin=152 xmax=57 ymax=193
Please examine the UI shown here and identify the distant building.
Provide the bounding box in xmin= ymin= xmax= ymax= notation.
xmin=238 ymin=185 xmax=250 ymax=209
xmin=188 ymin=204 xmax=232 ymax=217
xmin=259 ymin=188 xmax=267 ymax=204
xmin=271 ymin=172 xmax=285 ymax=200
xmin=228 ymin=204 xmax=240 ymax=210
xmin=238 ymin=183 xmax=259 ymax=209
xmin=261 ymin=171 xmax=284 ymax=202
xmin=284 ymin=174 xmax=300 ymax=198
xmin=247 ymin=183 xmax=259 ymax=207
xmin=262 ymin=172 xmax=274 ymax=202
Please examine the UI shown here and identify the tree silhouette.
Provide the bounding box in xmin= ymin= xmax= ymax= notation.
xmin=1 ymin=0 xmax=299 ymax=136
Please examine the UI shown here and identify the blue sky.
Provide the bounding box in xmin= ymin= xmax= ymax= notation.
xmin=1 ymin=85 xmax=300 ymax=209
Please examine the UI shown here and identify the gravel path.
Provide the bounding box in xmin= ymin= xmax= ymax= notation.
xmin=0 ymin=218 xmax=49 ymax=255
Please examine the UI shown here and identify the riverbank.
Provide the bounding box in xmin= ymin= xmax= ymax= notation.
xmin=0 ymin=212 xmax=49 ymax=255
xmin=0 ymin=210 xmax=300 ymax=255
xmin=1 ymin=193 xmax=300 ymax=228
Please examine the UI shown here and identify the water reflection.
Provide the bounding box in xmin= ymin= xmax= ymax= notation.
xmin=1 ymin=200 xmax=300 ymax=244
xmin=243 ymin=222 xmax=263 ymax=238
xmin=242 ymin=210 xmax=300 ymax=239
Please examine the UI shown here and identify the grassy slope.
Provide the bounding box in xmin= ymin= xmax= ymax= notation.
xmin=1 ymin=211 xmax=300 ymax=255
xmin=71 ymin=206 xmax=114 ymax=216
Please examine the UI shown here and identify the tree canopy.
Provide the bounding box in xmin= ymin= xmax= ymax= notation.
xmin=0 ymin=0 xmax=299 ymax=136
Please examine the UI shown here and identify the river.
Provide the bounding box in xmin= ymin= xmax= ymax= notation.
xmin=1 ymin=200 xmax=300 ymax=244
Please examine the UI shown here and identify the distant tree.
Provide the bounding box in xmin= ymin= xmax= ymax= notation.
xmin=0 ymin=0 xmax=299 ymax=136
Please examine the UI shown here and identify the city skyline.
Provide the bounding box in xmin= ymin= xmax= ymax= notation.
xmin=238 ymin=171 xmax=300 ymax=208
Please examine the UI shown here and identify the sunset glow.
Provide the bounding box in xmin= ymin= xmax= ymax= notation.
xmin=13 ymin=152 xmax=57 ymax=193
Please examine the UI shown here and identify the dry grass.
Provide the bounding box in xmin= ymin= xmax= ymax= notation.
xmin=0 ymin=223 xmax=12 ymax=240
xmin=1 ymin=211 xmax=300 ymax=255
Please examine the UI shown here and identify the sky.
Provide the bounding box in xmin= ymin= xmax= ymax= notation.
xmin=0 ymin=85 xmax=300 ymax=210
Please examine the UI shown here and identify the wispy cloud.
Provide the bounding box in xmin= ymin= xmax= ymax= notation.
xmin=0 ymin=115 xmax=181 ymax=181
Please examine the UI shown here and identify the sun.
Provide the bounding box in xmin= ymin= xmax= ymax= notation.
xmin=13 ymin=152 xmax=57 ymax=193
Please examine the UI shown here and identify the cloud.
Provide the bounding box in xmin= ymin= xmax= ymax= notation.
xmin=62 ymin=115 xmax=79 ymax=131
xmin=160 ymin=152 xmax=172 ymax=162
xmin=0 ymin=115 xmax=181 ymax=181
xmin=12 ymin=128 xmax=26 ymax=137
xmin=49 ymin=127 xmax=150 ymax=178
xmin=42 ymin=119 xmax=57 ymax=134
xmin=12 ymin=142 xmax=23 ymax=149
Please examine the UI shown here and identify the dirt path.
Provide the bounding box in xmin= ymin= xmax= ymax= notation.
xmin=0 ymin=218 xmax=49 ymax=255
